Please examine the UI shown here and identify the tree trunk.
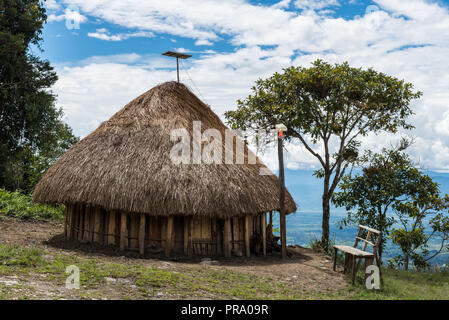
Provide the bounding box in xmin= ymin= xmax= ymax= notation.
xmin=378 ymin=238 xmax=384 ymax=265
xmin=321 ymin=196 xmax=330 ymax=251
xmin=321 ymin=175 xmax=331 ymax=251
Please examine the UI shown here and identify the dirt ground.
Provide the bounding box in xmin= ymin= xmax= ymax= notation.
xmin=0 ymin=216 xmax=348 ymax=299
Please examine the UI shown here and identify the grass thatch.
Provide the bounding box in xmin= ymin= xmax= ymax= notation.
xmin=33 ymin=82 xmax=296 ymax=217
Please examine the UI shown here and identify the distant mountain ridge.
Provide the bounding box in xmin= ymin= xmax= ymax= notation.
xmin=283 ymin=169 xmax=449 ymax=213
xmin=279 ymin=169 xmax=449 ymax=265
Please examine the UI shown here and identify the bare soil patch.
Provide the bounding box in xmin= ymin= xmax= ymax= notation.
xmin=0 ymin=216 xmax=348 ymax=299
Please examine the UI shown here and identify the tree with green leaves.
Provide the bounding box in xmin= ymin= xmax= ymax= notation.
xmin=225 ymin=60 xmax=421 ymax=250
xmin=0 ymin=0 xmax=78 ymax=191
xmin=333 ymin=145 xmax=449 ymax=270
xmin=389 ymin=175 xmax=449 ymax=270
xmin=332 ymin=140 xmax=412 ymax=260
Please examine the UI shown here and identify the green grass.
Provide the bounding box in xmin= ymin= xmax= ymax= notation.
xmin=348 ymin=267 xmax=449 ymax=300
xmin=0 ymin=188 xmax=64 ymax=220
xmin=1 ymin=243 xmax=448 ymax=300
xmin=0 ymin=244 xmax=339 ymax=300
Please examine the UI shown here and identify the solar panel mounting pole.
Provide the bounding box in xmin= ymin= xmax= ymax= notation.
xmin=176 ymin=57 xmax=179 ymax=82
xmin=162 ymin=51 xmax=192 ymax=83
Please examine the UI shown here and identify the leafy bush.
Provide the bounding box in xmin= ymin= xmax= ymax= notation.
xmin=0 ymin=188 xmax=64 ymax=220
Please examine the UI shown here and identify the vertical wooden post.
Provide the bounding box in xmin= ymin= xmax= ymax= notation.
xmin=108 ymin=211 xmax=117 ymax=245
xmin=262 ymin=212 xmax=267 ymax=256
xmin=232 ymin=217 xmax=238 ymax=250
xmin=244 ymin=215 xmax=250 ymax=257
xmin=212 ymin=217 xmax=217 ymax=255
xmin=184 ymin=216 xmax=189 ymax=255
xmin=224 ymin=218 xmax=231 ymax=258
xmin=129 ymin=214 xmax=138 ymax=249
xmin=73 ymin=204 xmax=79 ymax=239
xmin=64 ymin=206 xmax=68 ymax=238
xmin=269 ymin=211 xmax=273 ymax=227
xmin=145 ymin=215 xmax=151 ymax=248
xmin=171 ymin=218 xmax=176 ymax=251
xmin=188 ymin=216 xmax=193 ymax=257
xmin=278 ymin=132 xmax=287 ymax=259
xmin=139 ymin=213 xmax=146 ymax=256
xmin=165 ymin=216 xmax=174 ymax=257
xmin=68 ymin=205 xmax=75 ymax=239
xmin=89 ymin=206 xmax=96 ymax=242
xmin=120 ymin=212 xmax=128 ymax=251
xmin=93 ymin=207 xmax=102 ymax=244
xmin=83 ymin=205 xmax=90 ymax=241
xmin=280 ymin=211 xmax=287 ymax=259
xmin=78 ymin=205 xmax=84 ymax=241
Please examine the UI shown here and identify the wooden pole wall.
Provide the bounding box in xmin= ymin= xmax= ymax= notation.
xmin=66 ymin=208 xmax=275 ymax=259
xmin=269 ymin=211 xmax=273 ymax=227
xmin=188 ymin=217 xmax=193 ymax=257
xmin=165 ymin=216 xmax=174 ymax=257
xmin=129 ymin=214 xmax=138 ymax=248
xmin=120 ymin=212 xmax=128 ymax=251
xmin=68 ymin=205 xmax=74 ymax=239
xmin=224 ymin=218 xmax=231 ymax=258
xmin=262 ymin=212 xmax=267 ymax=256
xmin=78 ymin=205 xmax=84 ymax=241
xmin=108 ymin=211 xmax=116 ymax=245
xmin=244 ymin=215 xmax=250 ymax=258
xmin=93 ymin=207 xmax=102 ymax=244
xmin=232 ymin=217 xmax=238 ymax=251
xmin=139 ymin=213 xmax=145 ymax=256
xmin=184 ymin=216 xmax=189 ymax=255
xmin=83 ymin=205 xmax=90 ymax=241
xmin=64 ymin=206 xmax=68 ymax=238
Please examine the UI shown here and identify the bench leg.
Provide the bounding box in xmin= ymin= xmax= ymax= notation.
xmin=352 ymin=256 xmax=357 ymax=285
xmin=375 ymin=254 xmax=382 ymax=283
xmin=343 ymin=254 xmax=349 ymax=274
xmin=333 ymin=248 xmax=338 ymax=271
xmin=364 ymin=257 xmax=374 ymax=281
xmin=355 ymin=255 xmax=363 ymax=274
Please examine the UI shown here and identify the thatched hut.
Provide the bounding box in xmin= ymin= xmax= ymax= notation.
xmin=33 ymin=82 xmax=296 ymax=257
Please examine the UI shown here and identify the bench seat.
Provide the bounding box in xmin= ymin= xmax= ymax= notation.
xmin=333 ymin=245 xmax=374 ymax=257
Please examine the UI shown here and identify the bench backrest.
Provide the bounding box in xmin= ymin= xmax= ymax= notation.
xmin=353 ymin=225 xmax=382 ymax=255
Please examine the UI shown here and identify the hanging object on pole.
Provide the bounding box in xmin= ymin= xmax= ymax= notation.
xmin=162 ymin=51 xmax=192 ymax=83
xmin=275 ymin=123 xmax=287 ymax=138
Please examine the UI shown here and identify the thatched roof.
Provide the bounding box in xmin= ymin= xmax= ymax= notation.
xmin=33 ymin=82 xmax=297 ymax=217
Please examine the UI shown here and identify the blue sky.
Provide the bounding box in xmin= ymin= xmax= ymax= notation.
xmin=39 ymin=0 xmax=392 ymax=63
xmin=38 ymin=0 xmax=449 ymax=171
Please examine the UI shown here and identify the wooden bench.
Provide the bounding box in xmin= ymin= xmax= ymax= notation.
xmin=333 ymin=225 xmax=382 ymax=284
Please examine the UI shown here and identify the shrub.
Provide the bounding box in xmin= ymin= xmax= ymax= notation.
xmin=0 ymin=188 xmax=64 ymax=220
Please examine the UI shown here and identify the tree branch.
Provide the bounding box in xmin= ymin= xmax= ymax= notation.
xmin=291 ymin=131 xmax=325 ymax=167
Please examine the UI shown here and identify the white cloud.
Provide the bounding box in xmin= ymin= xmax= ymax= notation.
xmin=87 ymin=28 xmax=154 ymax=41
xmin=294 ymin=0 xmax=339 ymax=10
xmin=195 ymin=39 xmax=213 ymax=46
xmin=54 ymin=63 xmax=174 ymax=137
xmin=56 ymin=0 xmax=296 ymax=45
xmin=51 ymin=0 xmax=449 ymax=170
xmin=271 ymin=0 xmax=292 ymax=9
xmin=45 ymin=0 xmax=61 ymax=10
xmin=48 ymin=6 xmax=88 ymax=26
xmin=79 ymin=53 xmax=143 ymax=65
